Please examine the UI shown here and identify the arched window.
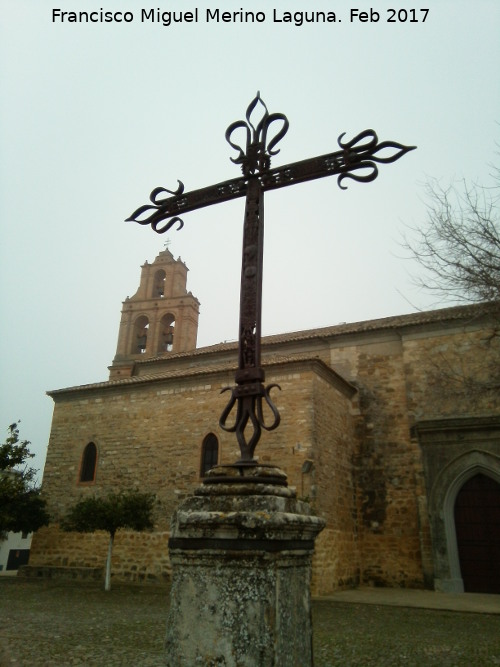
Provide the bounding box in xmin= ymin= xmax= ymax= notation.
xmin=79 ymin=442 xmax=97 ymax=483
xmin=200 ymin=433 xmax=219 ymax=477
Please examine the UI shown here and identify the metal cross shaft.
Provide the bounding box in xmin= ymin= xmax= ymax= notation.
xmin=127 ymin=93 xmax=416 ymax=464
xmin=218 ymin=176 xmax=281 ymax=463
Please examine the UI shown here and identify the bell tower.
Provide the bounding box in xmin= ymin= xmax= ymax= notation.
xmin=109 ymin=249 xmax=200 ymax=379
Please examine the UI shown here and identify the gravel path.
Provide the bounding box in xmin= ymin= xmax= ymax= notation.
xmin=1 ymin=579 xmax=500 ymax=666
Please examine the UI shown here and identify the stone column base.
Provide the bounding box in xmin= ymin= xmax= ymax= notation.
xmin=165 ymin=466 xmax=325 ymax=667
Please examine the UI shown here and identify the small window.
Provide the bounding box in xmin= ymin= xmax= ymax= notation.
xmin=79 ymin=442 xmax=97 ymax=483
xmin=200 ymin=433 xmax=219 ymax=477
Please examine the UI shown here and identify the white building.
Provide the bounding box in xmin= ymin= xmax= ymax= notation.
xmin=0 ymin=532 xmax=32 ymax=575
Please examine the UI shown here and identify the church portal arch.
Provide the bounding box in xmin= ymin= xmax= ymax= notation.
xmin=454 ymin=473 xmax=500 ymax=593
xmin=429 ymin=449 xmax=500 ymax=592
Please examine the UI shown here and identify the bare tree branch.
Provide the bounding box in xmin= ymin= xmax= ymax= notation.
xmin=401 ymin=169 xmax=500 ymax=400
xmin=402 ymin=173 xmax=500 ymax=307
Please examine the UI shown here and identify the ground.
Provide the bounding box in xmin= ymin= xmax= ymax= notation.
xmin=1 ymin=579 xmax=500 ymax=666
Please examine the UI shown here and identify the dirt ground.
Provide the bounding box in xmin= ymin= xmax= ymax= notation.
xmin=1 ymin=578 xmax=500 ymax=666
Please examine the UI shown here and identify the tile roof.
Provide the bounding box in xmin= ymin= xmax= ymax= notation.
xmin=48 ymin=354 xmax=348 ymax=397
xmin=138 ymin=301 xmax=497 ymax=363
xmin=48 ymin=301 xmax=496 ymax=397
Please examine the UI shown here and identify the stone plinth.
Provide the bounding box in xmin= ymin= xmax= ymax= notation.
xmin=165 ymin=465 xmax=325 ymax=667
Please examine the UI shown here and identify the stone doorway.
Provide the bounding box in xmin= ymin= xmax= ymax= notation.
xmin=454 ymin=473 xmax=500 ymax=594
xmin=413 ymin=416 xmax=500 ymax=593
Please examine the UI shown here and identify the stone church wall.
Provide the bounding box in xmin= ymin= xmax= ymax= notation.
xmin=31 ymin=304 xmax=500 ymax=593
xmin=41 ymin=376 xmax=228 ymax=528
xmin=311 ymin=373 xmax=361 ymax=592
xmin=402 ymin=325 xmax=499 ymax=420
xmin=32 ymin=360 xmax=358 ymax=593
xmin=329 ymin=336 xmax=426 ymax=588
xmin=26 ymin=526 xmax=171 ymax=583
xmin=402 ymin=322 xmax=500 ymax=589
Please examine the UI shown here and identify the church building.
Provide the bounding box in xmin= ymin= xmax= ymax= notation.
xmin=28 ymin=249 xmax=500 ymax=594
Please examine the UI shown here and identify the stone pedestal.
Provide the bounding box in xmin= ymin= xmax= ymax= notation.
xmin=165 ymin=465 xmax=325 ymax=667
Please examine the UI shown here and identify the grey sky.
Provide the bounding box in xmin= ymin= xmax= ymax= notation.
xmin=1 ymin=0 xmax=499 ymax=472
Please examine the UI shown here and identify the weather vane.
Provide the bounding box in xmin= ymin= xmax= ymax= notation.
xmin=127 ymin=92 xmax=415 ymax=470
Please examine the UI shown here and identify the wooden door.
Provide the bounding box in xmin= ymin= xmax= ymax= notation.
xmin=454 ymin=473 xmax=500 ymax=594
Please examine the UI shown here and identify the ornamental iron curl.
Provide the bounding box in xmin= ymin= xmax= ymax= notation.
xmin=225 ymin=92 xmax=289 ymax=177
xmin=219 ymin=382 xmax=281 ymax=463
xmin=126 ymin=180 xmax=186 ymax=232
xmin=127 ymin=93 xmax=416 ymax=469
xmin=336 ymin=130 xmax=415 ymax=189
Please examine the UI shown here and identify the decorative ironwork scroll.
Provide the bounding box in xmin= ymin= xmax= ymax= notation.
xmin=128 ymin=92 xmax=416 ymax=465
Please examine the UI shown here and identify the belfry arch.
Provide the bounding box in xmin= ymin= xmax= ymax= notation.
xmin=152 ymin=269 xmax=166 ymax=298
xmin=158 ymin=314 xmax=175 ymax=353
xmin=132 ymin=316 xmax=149 ymax=354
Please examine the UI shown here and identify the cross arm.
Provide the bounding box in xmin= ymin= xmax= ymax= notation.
xmin=260 ymin=129 xmax=416 ymax=193
xmin=125 ymin=176 xmax=249 ymax=233
xmin=126 ymin=128 xmax=415 ymax=234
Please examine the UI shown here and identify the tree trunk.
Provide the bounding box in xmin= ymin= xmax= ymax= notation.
xmin=104 ymin=532 xmax=114 ymax=592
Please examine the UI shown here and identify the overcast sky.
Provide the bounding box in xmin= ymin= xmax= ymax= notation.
xmin=1 ymin=0 xmax=499 ymax=474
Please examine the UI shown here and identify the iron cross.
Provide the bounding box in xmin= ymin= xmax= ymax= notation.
xmin=127 ymin=93 xmax=415 ymax=465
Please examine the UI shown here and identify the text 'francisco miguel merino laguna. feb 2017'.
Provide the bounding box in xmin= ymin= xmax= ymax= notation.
xmin=51 ymin=8 xmax=431 ymax=26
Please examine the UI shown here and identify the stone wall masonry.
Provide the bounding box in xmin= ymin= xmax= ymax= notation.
xmin=312 ymin=528 xmax=360 ymax=593
xmin=356 ymin=347 xmax=425 ymax=587
xmin=29 ymin=526 xmax=171 ymax=584
xmin=43 ymin=367 xmax=326 ymax=521
xmin=36 ymin=306 xmax=498 ymax=592
xmin=43 ymin=377 xmax=239 ymax=530
xmin=402 ymin=326 xmax=500 ymax=420
xmin=328 ymin=335 xmax=427 ymax=588
xmin=35 ymin=362 xmax=340 ymax=586
xmin=358 ymin=532 xmax=424 ymax=588
xmin=309 ymin=374 xmax=360 ymax=593
xmin=36 ymin=340 xmax=435 ymax=590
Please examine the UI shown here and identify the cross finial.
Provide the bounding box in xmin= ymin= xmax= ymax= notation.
xmin=225 ymin=93 xmax=289 ymax=177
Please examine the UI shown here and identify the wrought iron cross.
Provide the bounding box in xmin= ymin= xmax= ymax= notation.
xmin=127 ymin=93 xmax=415 ymax=466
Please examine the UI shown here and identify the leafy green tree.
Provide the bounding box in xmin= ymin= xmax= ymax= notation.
xmin=0 ymin=422 xmax=49 ymax=536
xmin=61 ymin=491 xmax=155 ymax=591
